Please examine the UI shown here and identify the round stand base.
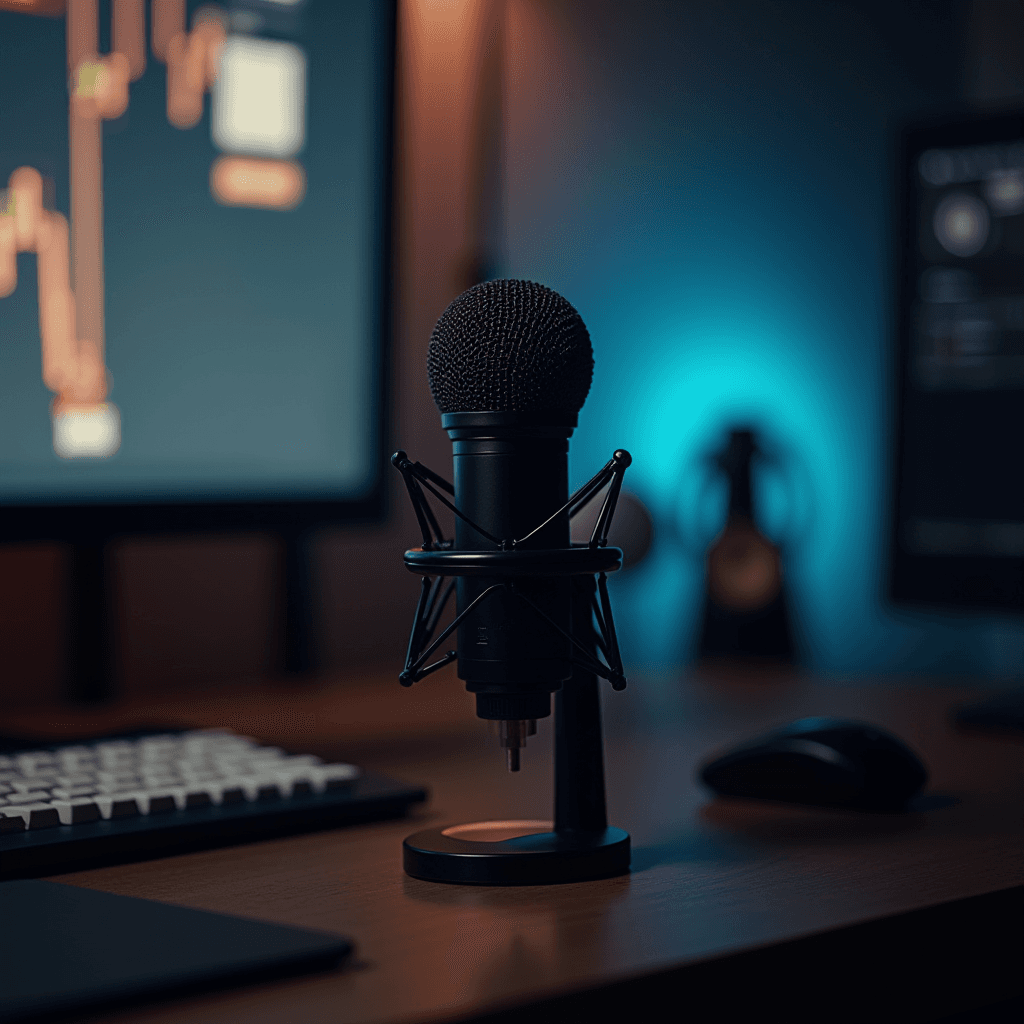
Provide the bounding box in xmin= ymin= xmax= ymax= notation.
xmin=403 ymin=820 xmax=630 ymax=885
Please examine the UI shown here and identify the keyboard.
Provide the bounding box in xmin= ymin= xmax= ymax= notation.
xmin=0 ymin=728 xmax=427 ymax=878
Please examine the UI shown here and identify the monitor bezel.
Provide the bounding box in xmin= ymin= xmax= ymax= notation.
xmin=0 ymin=0 xmax=396 ymax=544
xmin=889 ymin=107 xmax=1024 ymax=613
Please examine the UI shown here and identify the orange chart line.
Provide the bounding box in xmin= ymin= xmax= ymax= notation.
xmin=1 ymin=1 xmax=227 ymax=420
xmin=0 ymin=167 xmax=106 ymax=410
xmin=3 ymin=0 xmax=300 ymax=449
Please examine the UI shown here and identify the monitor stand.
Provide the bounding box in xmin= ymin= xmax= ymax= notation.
xmin=280 ymin=529 xmax=315 ymax=677
xmin=68 ymin=541 xmax=111 ymax=703
xmin=66 ymin=532 xmax=316 ymax=703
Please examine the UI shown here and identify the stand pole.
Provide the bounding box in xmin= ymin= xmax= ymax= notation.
xmin=402 ymin=570 xmax=629 ymax=884
xmin=281 ymin=529 xmax=314 ymax=675
xmin=555 ymin=574 xmax=608 ymax=833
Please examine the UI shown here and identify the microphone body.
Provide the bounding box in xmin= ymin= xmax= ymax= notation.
xmin=396 ymin=279 xmax=633 ymax=880
xmin=424 ymin=278 xmax=597 ymax=768
xmin=444 ymin=412 xmax=573 ymax=724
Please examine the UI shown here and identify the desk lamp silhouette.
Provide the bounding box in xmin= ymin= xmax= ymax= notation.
xmin=393 ymin=280 xmax=631 ymax=885
xmin=697 ymin=428 xmax=796 ymax=663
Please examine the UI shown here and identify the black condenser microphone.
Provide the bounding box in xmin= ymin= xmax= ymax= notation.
xmin=393 ymin=279 xmax=631 ymax=884
xmin=427 ymin=279 xmax=594 ymax=769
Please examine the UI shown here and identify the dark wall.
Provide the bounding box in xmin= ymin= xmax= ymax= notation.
xmin=2 ymin=1 xmax=1022 ymax=707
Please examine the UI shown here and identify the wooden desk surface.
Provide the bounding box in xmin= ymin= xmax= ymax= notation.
xmin=7 ymin=670 xmax=1023 ymax=1024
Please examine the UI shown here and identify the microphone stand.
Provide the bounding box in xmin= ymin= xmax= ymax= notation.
xmin=555 ymin=574 xmax=609 ymax=834
xmin=393 ymin=451 xmax=631 ymax=885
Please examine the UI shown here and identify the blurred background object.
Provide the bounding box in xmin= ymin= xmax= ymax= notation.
xmin=0 ymin=0 xmax=1022 ymax=712
xmin=892 ymin=108 xmax=1024 ymax=615
xmin=695 ymin=428 xmax=796 ymax=666
xmin=571 ymin=488 xmax=653 ymax=572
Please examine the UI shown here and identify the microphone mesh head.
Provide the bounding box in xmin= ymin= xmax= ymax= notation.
xmin=427 ymin=280 xmax=593 ymax=415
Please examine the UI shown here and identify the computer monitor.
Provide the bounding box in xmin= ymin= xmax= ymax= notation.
xmin=0 ymin=0 xmax=393 ymax=539
xmin=0 ymin=0 xmax=395 ymax=694
xmin=891 ymin=108 xmax=1024 ymax=612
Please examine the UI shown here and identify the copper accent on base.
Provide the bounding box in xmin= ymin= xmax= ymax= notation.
xmin=441 ymin=819 xmax=554 ymax=843
xmin=404 ymin=825 xmax=630 ymax=886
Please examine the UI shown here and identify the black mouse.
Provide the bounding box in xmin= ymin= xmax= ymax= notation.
xmin=699 ymin=717 xmax=928 ymax=811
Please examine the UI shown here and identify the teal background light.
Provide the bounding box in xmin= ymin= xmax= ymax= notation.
xmin=503 ymin=0 xmax=1023 ymax=678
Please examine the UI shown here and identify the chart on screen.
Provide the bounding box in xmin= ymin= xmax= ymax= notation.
xmin=0 ymin=0 xmax=309 ymax=459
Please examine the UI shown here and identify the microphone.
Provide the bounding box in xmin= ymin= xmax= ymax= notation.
xmin=392 ymin=279 xmax=632 ymax=884
xmin=426 ymin=279 xmax=593 ymax=770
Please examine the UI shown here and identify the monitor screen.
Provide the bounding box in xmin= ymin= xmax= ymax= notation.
xmin=0 ymin=0 xmax=392 ymax=537
xmin=892 ymin=109 xmax=1024 ymax=611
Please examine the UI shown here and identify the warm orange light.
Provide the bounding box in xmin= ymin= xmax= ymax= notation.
xmin=113 ymin=0 xmax=147 ymax=81
xmin=66 ymin=0 xmax=97 ymax=76
xmin=74 ymin=53 xmax=131 ymax=119
xmin=165 ymin=10 xmax=225 ymax=128
xmin=210 ymin=156 xmax=306 ymax=210
xmin=151 ymin=0 xmax=185 ymax=62
xmin=0 ymin=168 xmax=108 ymax=410
xmin=441 ymin=820 xmax=554 ymax=843
xmin=0 ymin=0 xmax=66 ymax=15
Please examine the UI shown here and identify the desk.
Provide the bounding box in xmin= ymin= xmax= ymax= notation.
xmin=8 ymin=670 xmax=1023 ymax=1023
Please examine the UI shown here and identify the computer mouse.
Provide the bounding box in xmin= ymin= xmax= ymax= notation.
xmin=699 ymin=717 xmax=928 ymax=811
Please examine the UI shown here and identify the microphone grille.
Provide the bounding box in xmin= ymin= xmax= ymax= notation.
xmin=427 ymin=280 xmax=594 ymax=415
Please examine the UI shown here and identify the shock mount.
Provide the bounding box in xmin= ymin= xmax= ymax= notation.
xmin=391 ymin=448 xmax=633 ymax=885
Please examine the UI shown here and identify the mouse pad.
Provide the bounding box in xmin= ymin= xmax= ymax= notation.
xmin=0 ymin=879 xmax=353 ymax=1022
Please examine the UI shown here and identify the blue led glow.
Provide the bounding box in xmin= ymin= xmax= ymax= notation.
xmin=504 ymin=0 xmax=1023 ymax=677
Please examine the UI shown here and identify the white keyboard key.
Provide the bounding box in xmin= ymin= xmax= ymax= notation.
xmin=0 ymin=735 xmax=364 ymax=834
xmin=96 ymin=769 xmax=140 ymax=781
xmin=279 ymin=754 xmax=322 ymax=768
xmin=18 ymin=772 xmax=59 ymax=786
xmin=95 ymin=741 xmax=134 ymax=753
xmin=165 ymin=787 xmax=213 ymax=810
xmin=137 ymin=791 xmax=177 ymax=814
xmin=95 ymin=781 xmax=144 ymax=794
xmin=312 ymin=764 xmax=360 ymax=792
xmin=54 ymin=774 xmax=97 ymax=786
xmin=178 ymin=771 xmax=223 ymax=786
xmin=4 ymin=803 xmax=61 ymax=829
xmin=93 ymin=795 xmax=140 ymax=819
xmin=140 ymin=747 xmax=180 ymax=761
xmin=98 ymin=748 xmax=135 ymax=763
xmin=57 ymin=748 xmax=97 ymax=770
xmin=16 ymin=753 xmax=56 ymax=773
xmin=268 ymin=772 xmax=307 ymax=797
xmin=57 ymin=745 xmax=95 ymax=757
xmin=188 ymin=728 xmax=250 ymax=745
xmin=233 ymin=775 xmax=280 ymax=801
xmin=10 ymin=787 xmax=53 ymax=804
xmin=246 ymin=747 xmax=286 ymax=761
xmin=210 ymin=783 xmax=245 ymax=804
xmin=51 ymin=799 xmax=101 ymax=825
